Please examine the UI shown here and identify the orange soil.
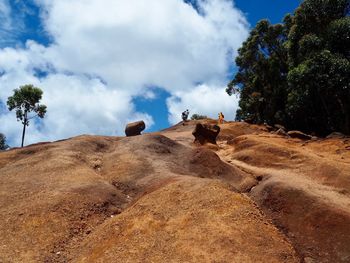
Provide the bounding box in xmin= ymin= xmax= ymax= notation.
xmin=0 ymin=120 xmax=349 ymax=262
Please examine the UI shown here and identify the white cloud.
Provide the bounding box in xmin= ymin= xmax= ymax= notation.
xmin=0 ymin=42 xmax=154 ymax=146
xmin=0 ymin=0 xmax=34 ymax=47
xmin=0 ymin=0 xmax=15 ymax=46
xmin=0 ymin=72 xmax=154 ymax=146
xmin=0 ymin=0 xmax=248 ymax=146
xmin=0 ymin=0 xmax=11 ymax=28
xmin=167 ymin=83 xmax=239 ymax=124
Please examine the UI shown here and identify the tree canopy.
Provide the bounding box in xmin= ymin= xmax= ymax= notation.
xmin=227 ymin=19 xmax=289 ymax=125
xmin=7 ymin=84 xmax=47 ymax=147
xmin=0 ymin=133 xmax=9 ymax=150
xmin=227 ymin=0 xmax=350 ymax=135
xmin=191 ymin=114 xmax=208 ymax=120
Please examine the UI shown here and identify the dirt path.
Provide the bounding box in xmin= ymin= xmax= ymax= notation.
xmin=226 ymin=159 xmax=350 ymax=213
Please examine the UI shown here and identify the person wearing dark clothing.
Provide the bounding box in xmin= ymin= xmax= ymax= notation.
xmin=182 ymin=109 xmax=189 ymax=123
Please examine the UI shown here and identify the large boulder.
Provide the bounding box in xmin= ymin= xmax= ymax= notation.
xmin=192 ymin=123 xmax=220 ymax=145
xmin=125 ymin=121 xmax=146 ymax=137
xmin=287 ymin=130 xmax=312 ymax=140
xmin=326 ymin=132 xmax=346 ymax=139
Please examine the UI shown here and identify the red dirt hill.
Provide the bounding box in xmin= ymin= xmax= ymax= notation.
xmin=0 ymin=120 xmax=349 ymax=262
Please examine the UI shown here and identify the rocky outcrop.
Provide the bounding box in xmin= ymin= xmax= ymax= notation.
xmin=326 ymin=132 xmax=346 ymax=139
xmin=192 ymin=123 xmax=220 ymax=145
xmin=125 ymin=121 xmax=146 ymax=136
xmin=276 ymin=128 xmax=288 ymax=137
xmin=274 ymin=124 xmax=286 ymax=130
xmin=287 ymin=130 xmax=312 ymax=140
xmin=265 ymin=124 xmax=274 ymax=132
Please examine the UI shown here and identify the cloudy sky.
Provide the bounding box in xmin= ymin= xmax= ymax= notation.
xmin=0 ymin=0 xmax=300 ymax=146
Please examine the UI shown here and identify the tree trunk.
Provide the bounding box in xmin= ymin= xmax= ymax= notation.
xmin=21 ymin=122 xmax=26 ymax=148
xmin=21 ymin=111 xmax=28 ymax=148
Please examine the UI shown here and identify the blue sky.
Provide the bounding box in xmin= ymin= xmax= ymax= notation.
xmin=136 ymin=0 xmax=302 ymax=131
xmin=5 ymin=1 xmax=301 ymax=51
xmin=0 ymin=0 xmax=301 ymax=146
xmin=235 ymin=0 xmax=301 ymax=25
xmin=0 ymin=1 xmax=47 ymax=47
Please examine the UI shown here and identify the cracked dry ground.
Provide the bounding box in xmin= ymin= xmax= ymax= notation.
xmin=0 ymin=120 xmax=349 ymax=262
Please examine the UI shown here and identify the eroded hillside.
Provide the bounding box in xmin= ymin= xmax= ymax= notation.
xmin=0 ymin=120 xmax=349 ymax=262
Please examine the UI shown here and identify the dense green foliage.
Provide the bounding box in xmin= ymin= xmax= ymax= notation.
xmin=7 ymin=84 xmax=47 ymax=147
xmin=0 ymin=133 xmax=9 ymax=150
xmin=191 ymin=114 xmax=208 ymax=120
xmin=227 ymin=19 xmax=289 ymax=125
xmin=227 ymin=0 xmax=350 ymax=135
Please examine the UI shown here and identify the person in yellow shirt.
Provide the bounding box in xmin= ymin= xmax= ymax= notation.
xmin=218 ymin=112 xmax=224 ymax=124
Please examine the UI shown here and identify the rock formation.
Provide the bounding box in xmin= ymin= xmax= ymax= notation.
xmin=287 ymin=130 xmax=312 ymax=140
xmin=192 ymin=123 xmax=220 ymax=144
xmin=276 ymin=128 xmax=288 ymax=137
xmin=326 ymin=132 xmax=346 ymax=139
xmin=125 ymin=120 xmax=145 ymax=136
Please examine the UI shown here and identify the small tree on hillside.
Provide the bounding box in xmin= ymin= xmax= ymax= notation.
xmin=191 ymin=114 xmax=208 ymax=120
xmin=7 ymin=85 xmax=47 ymax=147
xmin=0 ymin=133 xmax=9 ymax=150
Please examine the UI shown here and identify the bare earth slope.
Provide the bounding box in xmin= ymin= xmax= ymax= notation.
xmin=0 ymin=120 xmax=349 ymax=262
xmin=215 ymin=127 xmax=350 ymax=263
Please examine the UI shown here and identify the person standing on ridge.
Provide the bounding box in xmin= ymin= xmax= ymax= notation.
xmin=218 ymin=112 xmax=224 ymax=124
xmin=182 ymin=109 xmax=189 ymax=125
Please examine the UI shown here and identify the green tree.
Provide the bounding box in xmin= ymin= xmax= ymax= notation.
xmin=227 ymin=19 xmax=289 ymax=125
xmin=191 ymin=114 xmax=208 ymax=120
xmin=228 ymin=0 xmax=350 ymax=135
xmin=7 ymin=85 xmax=47 ymax=147
xmin=286 ymin=0 xmax=350 ymax=134
xmin=0 ymin=133 xmax=9 ymax=150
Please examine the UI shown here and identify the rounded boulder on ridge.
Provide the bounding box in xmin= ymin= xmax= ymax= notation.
xmin=125 ymin=121 xmax=146 ymax=137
